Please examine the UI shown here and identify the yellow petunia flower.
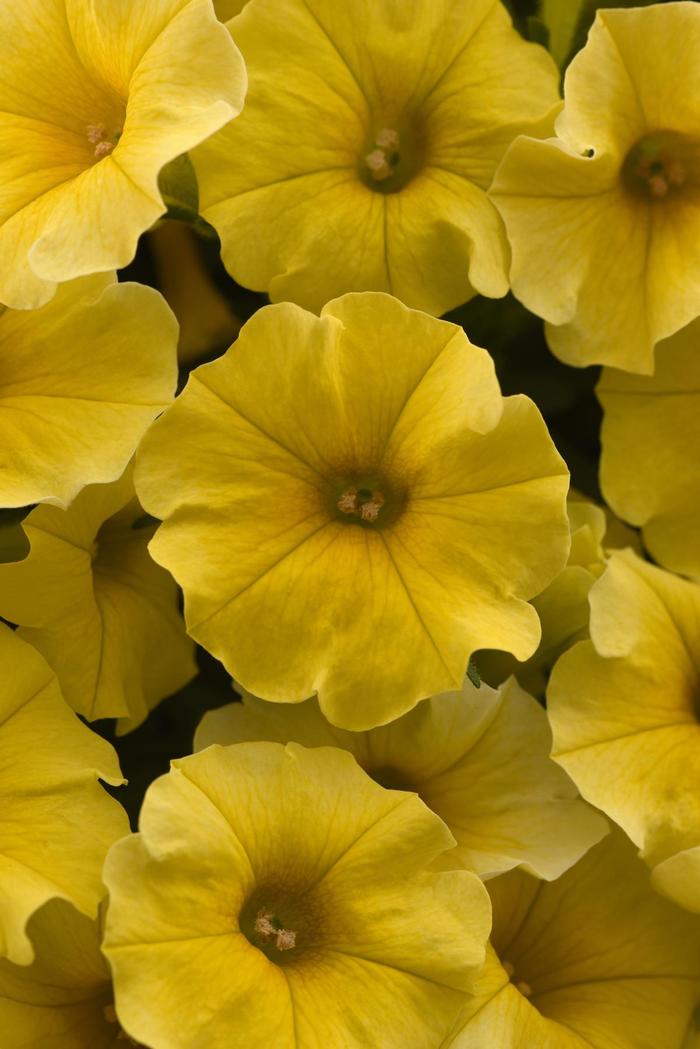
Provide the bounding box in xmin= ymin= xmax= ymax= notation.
xmin=0 ymin=899 xmax=136 ymax=1049
xmin=102 ymin=742 xmax=492 ymax=1049
xmin=491 ymin=1 xmax=700 ymax=373
xmin=0 ymin=0 xmax=246 ymax=309
xmin=0 ymin=625 xmax=128 ymax=964
xmin=135 ymin=293 xmax=570 ymax=730
xmin=444 ymin=831 xmax=700 ymax=1049
xmin=0 ymin=466 xmax=196 ymax=732
xmin=196 ymin=678 xmax=607 ymax=881
xmin=0 ymin=273 xmax=178 ymax=510
xmin=477 ymin=495 xmax=641 ymax=695
xmin=193 ymin=0 xmax=559 ymax=316
xmin=599 ymin=318 xmax=700 ymax=581
xmin=548 ymin=549 xmax=700 ymax=913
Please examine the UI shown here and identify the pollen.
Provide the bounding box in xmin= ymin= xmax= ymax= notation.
xmin=337 ymin=486 xmax=385 ymax=523
xmin=254 ymin=910 xmax=297 ymax=952
xmin=86 ymin=123 xmax=121 ymax=160
xmin=502 ymin=959 xmax=533 ymax=998
xmin=622 ymin=131 xmax=690 ymax=200
xmin=364 ymin=128 xmax=401 ymax=183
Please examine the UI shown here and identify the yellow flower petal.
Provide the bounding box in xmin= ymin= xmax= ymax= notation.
xmin=135 ymin=293 xmax=569 ymax=729
xmin=446 ymin=832 xmax=700 ymax=1048
xmin=0 ymin=899 xmax=119 ymax=1049
xmin=477 ymin=495 xmax=614 ymax=696
xmin=102 ymin=742 xmax=491 ymax=1049
xmin=599 ymin=318 xmax=700 ymax=581
xmin=0 ymin=273 xmax=177 ymax=509
xmin=491 ymin=3 xmax=700 ymax=372
xmin=0 ymin=0 xmax=245 ymax=308
xmin=548 ymin=549 xmax=700 ymax=910
xmin=0 ymin=625 xmax=128 ymax=964
xmin=0 ymin=466 xmax=196 ymax=728
xmin=197 ymin=677 xmax=607 ymax=881
xmin=194 ymin=0 xmax=558 ymax=315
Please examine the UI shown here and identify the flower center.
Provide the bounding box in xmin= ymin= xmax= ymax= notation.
xmin=621 ymin=130 xmax=694 ymax=199
xmin=337 ymin=486 xmax=385 ymax=523
xmin=502 ymin=960 xmax=533 ymax=998
xmin=239 ymin=885 xmax=323 ymax=967
xmin=364 ymin=128 xmax=401 ymax=183
xmin=359 ymin=117 xmax=425 ymax=194
xmin=87 ymin=122 xmax=122 ymax=160
xmin=253 ymin=910 xmax=297 ymax=952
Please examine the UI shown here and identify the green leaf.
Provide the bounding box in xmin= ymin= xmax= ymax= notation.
xmin=467 ymin=661 xmax=482 ymax=690
xmin=157 ymin=153 xmax=200 ymax=223
xmin=539 ymin=0 xmax=587 ymax=66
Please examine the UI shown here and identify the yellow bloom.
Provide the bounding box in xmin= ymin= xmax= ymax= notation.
xmin=0 ymin=899 xmax=132 ymax=1049
xmin=548 ymin=549 xmax=700 ymax=913
xmin=0 ymin=625 xmax=128 ymax=964
xmin=599 ymin=318 xmax=700 ymax=581
xmin=196 ymin=678 xmax=607 ymax=881
xmin=193 ymin=0 xmax=559 ymax=316
xmin=477 ymin=494 xmax=640 ymax=695
xmin=491 ymin=2 xmax=700 ymax=373
xmin=0 ymin=0 xmax=246 ymax=309
xmin=0 ymin=273 xmax=177 ymax=510
xmin=102 ymin=742 xmax=491 ymax=1049
xmin=135 ymin=294 xmax=570 ymax=730
xmin=445 ymin=832 xmax=700 ymax=1049
xmin=0 ymin=466 xmax=196 ymax=731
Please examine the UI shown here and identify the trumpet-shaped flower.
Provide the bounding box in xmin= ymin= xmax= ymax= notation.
xmin=0 ymin=273 xmax=177 ymax=510
xmin=135 ymin=293 xmax=570 ymax=730
xmin=196 ymin=678 xmax=607 ymax=881
xmin=491 ymin=2 xmax=700 ymax=372
xmin=477 ymin=495 xmax=641 ymax=695
xmin=0 ymin=625 xmax=128 ymax=964
xmin=0 ymin=0 xmax=246 ymax=309
xmin=102 ymin=742 xmax=491 ymax=1049
xmin=445 ymin=832 xmax=700 ymax=1049
xmin=0 ymin=466 xmax=196 ymax=731
xmin=193 ymin=0 xmax=559 ymax=316
xmin=548 ymin=549 xmax=700 ymax=913
xmin=0 ymin=899 xmax=137 ymax=1049
xmin=599 ymin=318 xmax=700 ymax=581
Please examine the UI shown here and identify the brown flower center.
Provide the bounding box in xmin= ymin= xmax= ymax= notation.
xmin=337 ymin=486 xmax=386 ymax=523
xmin=253 ymin=910 xmax=298 ymax=952
xmin=359 ymin=117 xmax=425 ymax=193
xmin=622 ymin=130 xmax=694 ymax=199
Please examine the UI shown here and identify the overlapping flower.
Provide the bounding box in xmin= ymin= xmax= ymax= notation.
xmin=0 ymin=2 xmax=697 ymax=1047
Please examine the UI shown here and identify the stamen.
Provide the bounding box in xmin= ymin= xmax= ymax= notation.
xmin=337 ymin=487 xmax=385 ymax=523
xmin=254 ymin=910 xmax=297 ymax=952
xmin=359 ymin=491 xmax=384 ymax=521
xmin=623 ymin=132 xmax=689 ymax=199
xmin=86 ymin=123 xmax=121 ymax=160
xmin=87 ymin=123 xmax=107 ymax=145
xmin=337 ymin=487 xmax=359 ymax=514
xmin=365 ymin=128 xmax=401 ymax=183
xmin=516 ymin=981 xmax=533 ymax=998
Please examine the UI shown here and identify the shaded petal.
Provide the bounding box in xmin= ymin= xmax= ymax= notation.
xmin=0 ymin=274 xmax=177 ymax=508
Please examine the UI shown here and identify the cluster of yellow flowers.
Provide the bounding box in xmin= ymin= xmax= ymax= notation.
xmin=0 ymin=1 xmax=699 ymax=1046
